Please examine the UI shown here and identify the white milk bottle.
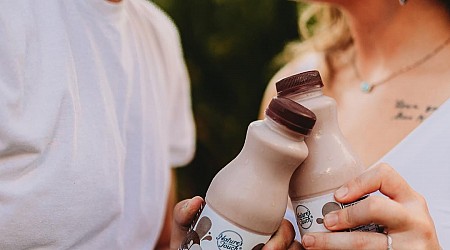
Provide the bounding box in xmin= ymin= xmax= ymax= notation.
xmin=180 ymin=97 xmax=316 ymax=250
xmin=276 ymin=70 xmax=381 ymax=236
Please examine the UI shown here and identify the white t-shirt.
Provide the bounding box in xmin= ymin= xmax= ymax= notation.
xmin=0 ymin=0 xmax=195 ymax=249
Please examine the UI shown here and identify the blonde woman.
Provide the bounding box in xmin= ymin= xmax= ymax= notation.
xmin=260 ymin=0 xmax=450 ymax=249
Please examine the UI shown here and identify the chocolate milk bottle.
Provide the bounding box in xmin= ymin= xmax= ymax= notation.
xmin=180 ymin=97 xmax=316 ymax=250
xmin=276 ymin=70 xmax=381 ymax=235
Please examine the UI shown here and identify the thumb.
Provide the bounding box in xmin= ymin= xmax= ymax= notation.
xmin=170 ymin=196 xmax=204 ymax=249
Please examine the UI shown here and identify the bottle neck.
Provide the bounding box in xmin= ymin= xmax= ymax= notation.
xmin=285 ymin=87 xmax=323 ymax=101
xmin=241 ymin=120 xmax=307 ymax=165
xmin=285 ymin=88 xmax=340 ymax=135
xmin=263 ymin=117 xmax=306 ymax=142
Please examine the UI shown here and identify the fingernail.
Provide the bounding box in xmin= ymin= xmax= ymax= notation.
xmin=302 ymin=235 xmax=315 ymax=248
xmin=335 ymin=186 xmax=348 ymax=199
xmin=324 ymin=212 xmax=338 ymax=228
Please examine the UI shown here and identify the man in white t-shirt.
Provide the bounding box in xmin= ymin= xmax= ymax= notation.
xmin=0 ymin=0 xmax=299 ymax=249
xmin=0 ymin=0 xmax=196 ymax=248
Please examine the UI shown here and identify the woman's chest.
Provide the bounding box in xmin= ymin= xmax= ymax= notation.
xmin=335 ymin=92 xmax=443 ymax=166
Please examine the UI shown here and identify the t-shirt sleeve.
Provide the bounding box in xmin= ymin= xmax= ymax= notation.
xmin=167 ymin=43 xmax=196 ymax=168
xmin=151 ymin=3 xmax=196 ymax=167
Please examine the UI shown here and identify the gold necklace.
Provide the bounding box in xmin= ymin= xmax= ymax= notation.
xmin=352 ymin=35 xmax=450 ymax=93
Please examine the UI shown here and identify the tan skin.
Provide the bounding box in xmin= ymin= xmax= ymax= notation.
xmin=260 ymin=0 xmax=449 ymax=249
xmin=155 ymin=170 xmax=177 ymax=250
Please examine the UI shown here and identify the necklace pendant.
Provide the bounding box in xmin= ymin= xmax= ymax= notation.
xmin=360 ymin=81 xmax=374 ymax=93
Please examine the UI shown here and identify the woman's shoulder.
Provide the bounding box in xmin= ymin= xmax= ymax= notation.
xmin=273 ymin=52 xmax=323 ymax=83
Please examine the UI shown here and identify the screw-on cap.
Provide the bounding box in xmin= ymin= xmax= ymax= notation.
xmin=275 ymin=70 xmax=324 ymax=97
xmin=265 ymin=97 xmax=316 ymax=136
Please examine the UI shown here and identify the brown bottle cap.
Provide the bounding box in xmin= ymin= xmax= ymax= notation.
xmin=275 ymin=70 xmax=324 ymax=97
xmin=265 ymin=97 xmax=316 ymax=136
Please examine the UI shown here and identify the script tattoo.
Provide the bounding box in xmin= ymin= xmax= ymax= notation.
xmin=393 ymin=99 xmax=438 ymax=122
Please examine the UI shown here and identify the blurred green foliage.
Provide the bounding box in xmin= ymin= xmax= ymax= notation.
xmin=151 ymin=0 xmax=300 ymax=200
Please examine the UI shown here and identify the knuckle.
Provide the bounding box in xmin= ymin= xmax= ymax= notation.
xmin=350 ymin=175 xmax=365 ymax=191
xmin=342 ymin=207 xmax=353 ymax=226
xmin=407 ymin=216 xmax=438 ymax=246
xmin=353 ymin=234 xmax=372 ymax=249
xmin=407 ymin=208 xmax=436 ymax=236
xmin=422 ymin=225 xmax=438 ymax=242
xmin=318 ymin=234 xmax=330 ymax=248
xmin=415 ymin=193 xmax=428 ymax=208
xmin=365 ymin=196 xmax=385 ymax=217
xmin=377 ymin=162 xmax=394 ymax=178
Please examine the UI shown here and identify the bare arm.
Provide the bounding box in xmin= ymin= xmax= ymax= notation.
xmin=155 ymin=170 xmax=177 ymax=250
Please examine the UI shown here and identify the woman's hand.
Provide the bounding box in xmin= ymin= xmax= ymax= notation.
xmin=170 ymin=196 xmax=302 ymax=250
xmin=301 ymin=163 xmax=441 ymax=250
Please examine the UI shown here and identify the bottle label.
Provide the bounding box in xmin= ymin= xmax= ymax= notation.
xmin=291 ymin=193 xmax=382 ymax=236
xmin=180 ymin=204 xmax=271 ymax=250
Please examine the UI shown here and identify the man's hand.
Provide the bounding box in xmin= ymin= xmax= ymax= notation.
xmin=263 ymin=219 xmax=303 ymax=250
xmin=170 ymin=196 xmax=204 ymax=250
xmin=170 ymin=196 xmax=302 ymax=250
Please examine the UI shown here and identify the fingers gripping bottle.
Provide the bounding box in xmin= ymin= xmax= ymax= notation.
xmin=180 ymin=97 xmax=316 ymax=250
xmin=276 ymin=70 xmax=381 ymax=236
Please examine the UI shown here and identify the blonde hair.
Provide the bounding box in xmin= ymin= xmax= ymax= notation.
xmin=275 ymin=3 xmax=353 ymax=83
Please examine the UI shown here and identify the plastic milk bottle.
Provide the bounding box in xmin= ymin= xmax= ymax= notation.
xmin=276 ymin=70 xmax=381 ymax=236
xmin=180 ymin=97 xmax=316 ymax=250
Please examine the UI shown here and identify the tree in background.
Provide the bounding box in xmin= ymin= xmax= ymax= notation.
xmin=151 ymin=0 xmax=300 ymax=199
